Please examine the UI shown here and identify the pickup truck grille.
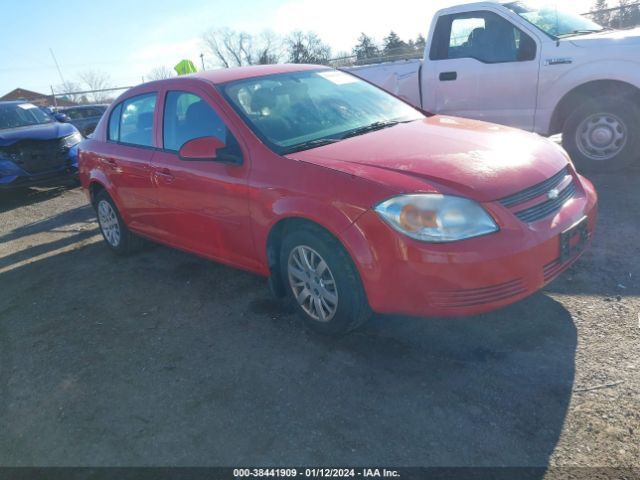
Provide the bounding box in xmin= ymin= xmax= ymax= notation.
xmin=498 ymin=166 xmax=576 ymax=223
xmin=1 ymin=139 xmax=69 ymax=175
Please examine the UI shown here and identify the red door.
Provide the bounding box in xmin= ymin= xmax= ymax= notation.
xmin=103 ymin=93 xmax=159 ymax=237
xmin=149 ymin=89 xmax=258 ymax=271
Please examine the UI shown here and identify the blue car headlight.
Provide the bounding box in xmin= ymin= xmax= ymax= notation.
xmin=0 ymin=158 xmax=23 ymax=177
xmin=61 ymin=132 xmax=82 ymax=149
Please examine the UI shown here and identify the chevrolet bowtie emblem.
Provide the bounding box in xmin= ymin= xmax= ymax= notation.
xmin=548 ymin=189 xmax=560 ymax=200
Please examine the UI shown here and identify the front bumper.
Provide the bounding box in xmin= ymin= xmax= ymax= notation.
xmin=343 ymin=174 xmax=598 ymax=318
xmin=0 ymin=145 xmax=79 ymax=189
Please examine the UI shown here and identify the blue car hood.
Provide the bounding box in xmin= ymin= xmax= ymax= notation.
xmin=0 ymin=122 xmax=77 ymax=147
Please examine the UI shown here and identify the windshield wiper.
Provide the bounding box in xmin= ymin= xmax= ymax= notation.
xmin=339 ymin=120 xmax=403 ymax=140
xmin=558 ymin=29 xmax=609 ymax=38
xmin=281 ymin=138 xmax=341 ymax=154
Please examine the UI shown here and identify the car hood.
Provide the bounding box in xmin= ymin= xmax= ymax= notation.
xmin=568 ymin=27 xmax=640 ymax=47
xmin=0 ymin=122 xmax=77 ymax=147
xmin=287 ymin=117 xmax=570 ymax=202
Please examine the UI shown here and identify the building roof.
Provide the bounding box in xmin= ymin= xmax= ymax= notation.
xmin=0 ymin=88 xmax=76 ymax=107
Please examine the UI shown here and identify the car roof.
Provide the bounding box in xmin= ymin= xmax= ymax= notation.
xmin=168 ymin=64 xmax=329 ymax=86
xmin=0 ymin=100 xmax=34 ymax=106
xmin=60 ymin=104 xmax=108 ymax=110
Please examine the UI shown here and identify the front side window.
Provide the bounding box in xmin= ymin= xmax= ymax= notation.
xmin=506 ymin=1 xmax=606 ymax=38
xmin=163 ymin=91 xmax=242 ymax=161
xmin=433 ymin=11 xmax=536 ymax=63
xmin=118 ymin=93 xmax=157 ymax=147
xmin=0 ymin=103 xmax=55 ymax=130
xmin=221 ymin=70 xmax=423 ymax=155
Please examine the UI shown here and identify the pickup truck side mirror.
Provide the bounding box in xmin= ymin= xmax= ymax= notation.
xmin=179 ymin=136 xmax=226 ymax=161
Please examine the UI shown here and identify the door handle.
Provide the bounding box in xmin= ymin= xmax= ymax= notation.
xmin=154 ymin=168 xmax=175 ymax=183
xmin=439 ymin=71 xmax=458 ymax=82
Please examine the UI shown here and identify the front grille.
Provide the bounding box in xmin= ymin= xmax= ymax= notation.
xmin=1 ymin=139 xmax=69 ymax=175
xmin=499 ymin=167 xmax=569 ymax=208
xmin=428 ymin=279 xmax=526 ymax=308
xmin=513 ymin=181 xmax=577 ymax=223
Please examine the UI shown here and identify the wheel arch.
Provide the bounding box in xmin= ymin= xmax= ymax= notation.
xmin=265 ymin=216 xmax=362 ymax=298
xmin=549 ymin=79 xmax=640 ymax=135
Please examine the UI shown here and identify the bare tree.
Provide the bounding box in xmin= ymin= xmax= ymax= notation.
xmin=147 ymin=66 xmax=175 ymax=81
xmin=255 ymin=31 xmax=284 ymax=65
xmin=78 ymin=70 xmax=112 ymax=103
xmin=203 ymin=28 xmax=282 ymax=68
xmin=286 ymin=31 xmax=332 ymax=64
xmin=55 ymin=80 xmax=83 ymax=104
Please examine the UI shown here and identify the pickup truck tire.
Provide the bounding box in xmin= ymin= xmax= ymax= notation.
xmin=95 ymin=191 xmax=144 ymax=255
xmin=280 ymin=227 xmax=371 ymax=335
xmin=562 ymin=97 xmax=639 ymax=173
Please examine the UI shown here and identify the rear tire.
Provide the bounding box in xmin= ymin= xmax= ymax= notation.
xmin=562 ymin=97 xmax=639 ymax=173
xmin=279 ymin=226 xmax=371 ymax=335
xmin=95 ymin=191 xmax=144 ymax=255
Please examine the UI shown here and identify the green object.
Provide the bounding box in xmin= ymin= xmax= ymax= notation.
xmin=174 ymin=60 xmax=198 ymax=76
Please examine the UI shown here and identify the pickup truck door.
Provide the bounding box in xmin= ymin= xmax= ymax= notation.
xmin=423 ymin=10 xmax=540 ymax=131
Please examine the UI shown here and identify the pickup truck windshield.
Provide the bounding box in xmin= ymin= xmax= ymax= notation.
xmin=0 ymin=103 xmax=55 ymax=130
xmin=221 ymin=70 xmax=424 ymax=154
xmin=505 ymin=2 xmax=607 ymax=38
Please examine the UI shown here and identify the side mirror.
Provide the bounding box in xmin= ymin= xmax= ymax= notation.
xmin=55 ymin=113 xmax=70 ymax=123
xmin=179 ymin=136 xmax=226 ymax=161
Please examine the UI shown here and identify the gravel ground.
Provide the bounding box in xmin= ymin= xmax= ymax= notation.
xmin=0 ymin=172 xmax=638 ymax=473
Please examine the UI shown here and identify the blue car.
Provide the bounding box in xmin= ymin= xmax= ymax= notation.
xmin=0 ymin=101 xmax=82 ymax=190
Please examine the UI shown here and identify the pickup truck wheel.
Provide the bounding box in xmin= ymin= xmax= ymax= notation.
xmin=562 ymin=97 xmax=639 ymax=173
xmin=95 ymin=191 xmax=144 ymax=255
xmin=280 ymin=227 xmax=371 ymax=335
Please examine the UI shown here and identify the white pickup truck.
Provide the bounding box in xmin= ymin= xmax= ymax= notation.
xmin=346 ymin=1 xmax=640 ymax=172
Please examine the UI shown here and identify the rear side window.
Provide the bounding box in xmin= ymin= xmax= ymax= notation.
xmin=108 ymin=104 xmax=122 ymax=142
xmin=107 ymin=93 xmax=157 ymax=147
xmin=65 ymin=109 xmax=84 ymax=120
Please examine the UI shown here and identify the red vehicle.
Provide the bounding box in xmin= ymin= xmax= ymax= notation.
xmin=79 ymin=64 xmax=597 ymax=334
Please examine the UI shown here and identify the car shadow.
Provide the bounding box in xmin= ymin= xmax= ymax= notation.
xmin=0 ymin=204 xmax=95 ymax=244
xmin=544 ymin=171 xmax=639 ymax=298
xmin=0 ymin=184 xmax=78 ymax=215
xmin=0 ymin=241 xmax=576 ymax=473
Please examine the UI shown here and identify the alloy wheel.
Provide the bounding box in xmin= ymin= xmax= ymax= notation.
xmin=287 ymin=245 xmax=339 ymax=323
xmin=97 ymin=199 xmax=121 ymax=247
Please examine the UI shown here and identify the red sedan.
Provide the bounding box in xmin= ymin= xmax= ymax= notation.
xmin=78 ymin=64 xmax=597 ymax=334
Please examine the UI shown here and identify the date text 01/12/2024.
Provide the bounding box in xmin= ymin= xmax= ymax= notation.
xmin=233 ymin=468 xmax=400 ymax=478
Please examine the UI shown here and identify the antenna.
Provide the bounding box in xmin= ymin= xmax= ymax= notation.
xmin=49 ymin=48 xmax=66 ymax=84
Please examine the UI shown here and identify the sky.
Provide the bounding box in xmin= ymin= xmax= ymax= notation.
xmin=0 ymin=0 xmax=597 ymax=97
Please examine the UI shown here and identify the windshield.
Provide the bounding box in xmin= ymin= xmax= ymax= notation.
xmin=221 ymin=70 xmax=424 ymax=154
xmin=506 ymin=2 xmax=606 ymax=38
xmin=0 ymin=103 xmax=55 ymax=130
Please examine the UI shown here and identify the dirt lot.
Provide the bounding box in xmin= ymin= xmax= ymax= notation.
xmin=0 ymin=172 xmax=638 ymax=471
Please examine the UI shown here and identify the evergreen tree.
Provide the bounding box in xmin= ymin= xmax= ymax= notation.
xmin=383 ymin=31 xmax=408 ymax=56
xmin=591 ymin=0 xmax=610 ymax=26
xmin=353 ymin=33 xmax=379 ymax=62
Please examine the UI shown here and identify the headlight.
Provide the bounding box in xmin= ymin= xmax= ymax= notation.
xmin=374 ymin=194 xmax=499 ymax=243
xmin=61 ymin=132 xmax=82 ymax=148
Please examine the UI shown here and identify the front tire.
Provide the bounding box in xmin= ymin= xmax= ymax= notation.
xmin=279 ymin=226 xmax=371 ymax=335
xmin=95 ymin=191 xmax=143 ymax=255
xmin=562 ymin=97 xmax=639 ymax=173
